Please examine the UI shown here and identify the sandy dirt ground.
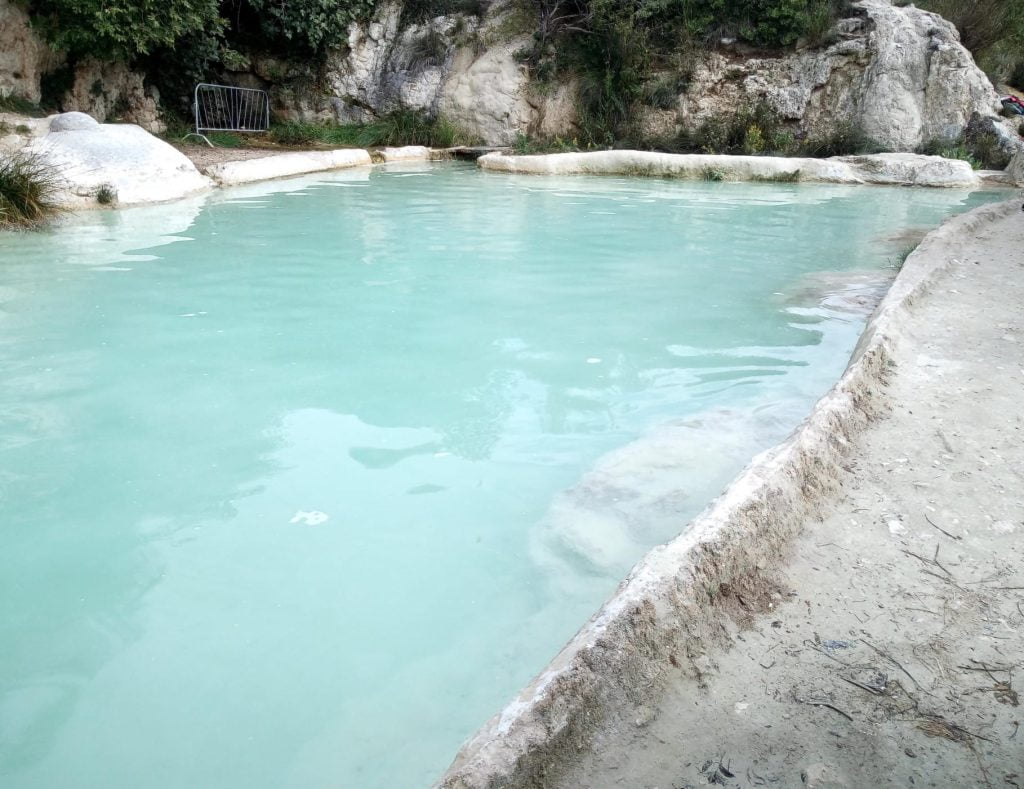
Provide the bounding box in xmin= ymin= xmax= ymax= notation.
xmin=174 ymin=144 xmax=278 ymax=170
xmin=547 ymin=205 xmax=1024 ymax=788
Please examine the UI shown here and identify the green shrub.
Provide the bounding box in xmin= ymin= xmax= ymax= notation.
xmin=917 ymin=138 xmax=982 ymax=169
xmin=207 ymin=132 xmax=244 ymax=148
xmin=917 ymin=0 xmax=1024 ymax=55
xmin=798 ymin=121 xmax=882 ymax=157
xmin=737 ymin=0 xmax=837 ymax=48
xmin=640 ymin=73 xmax=689 ymax=110
xmin=677 ymin=103 xmax=794 ymax=155
xmin=963 ymin=122 xmax=1011 ymax=170
xmin=270 ymin=110 xmax=472 ymax=149
xmin=0 ymin=152 xmax=63 ymax=229
xmin=29 ymin=0 xmax=225 ymax=59
xmin=270 ymin=122 xmax=322 ymax=146
xmin=96 ymin=184 xmax=117 ymax=205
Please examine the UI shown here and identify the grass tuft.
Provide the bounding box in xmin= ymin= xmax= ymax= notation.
xmin=0 ymin=151 xmax=63 ymax=229
xmin=96 ymin=184 xmax=117 ymax=205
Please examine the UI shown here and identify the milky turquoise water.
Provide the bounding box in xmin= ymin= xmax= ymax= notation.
xmin=0 ymin=162 xmax=1004 ymax=788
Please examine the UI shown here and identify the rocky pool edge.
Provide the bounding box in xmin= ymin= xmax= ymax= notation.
xmin=434 ymin=196 xmax=1021 ymax=789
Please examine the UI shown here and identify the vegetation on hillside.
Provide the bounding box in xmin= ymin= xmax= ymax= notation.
xmin=518 ymin=0 xmax=860 ymax=149
xmin=18 ymin=0 xmax=1021 ymax=158
xmin=22 ymin=0 xmax=856 ymax=115
xmin=915 ymin=0 xmax=1024 ymax=90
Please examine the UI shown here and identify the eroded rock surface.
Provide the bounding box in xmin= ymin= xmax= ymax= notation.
xmin=0 ymin=0 xmax=56 ymax=104
xmin=661 ymin=0 xmax=1002 ymax=150
xmin=61 ymin=59 xmax=166 ymax=133
xmin=271 ymin=0 xmax=1007 ymax=150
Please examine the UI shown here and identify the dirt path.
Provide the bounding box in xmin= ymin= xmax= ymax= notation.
xmin=174 ymin=144 xmax=277 ymax=170
xmin=549 ymin=205 xmax=1024 ymax=789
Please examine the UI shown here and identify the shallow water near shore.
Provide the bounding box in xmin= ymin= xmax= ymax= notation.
xmin=0 ymin=162 xmax=1005 ymax=788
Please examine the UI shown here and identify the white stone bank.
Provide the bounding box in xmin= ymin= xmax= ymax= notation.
xmin=478 ymin=149 xmax=1006 ymax=188
xmin=202 ymin=148 xmax=372 ymax=186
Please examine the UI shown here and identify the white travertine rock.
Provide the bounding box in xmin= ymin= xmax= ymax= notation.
xmin=477 ymin=149 xmax=982 ymax=188
xmin=27 ymin=121 xmax=213 ymax=206
xmin=202 ymin=148 xmax=372 ymax=186
xmin=50 ymin=112 xmax=99 ymax=132
xmin=378 ymin=145 xmax=432 ymax=161
xmin=837 ymin=152 xmax=978 ymax=187
xmin=662 ymin=0 xmax=1002 ymax=151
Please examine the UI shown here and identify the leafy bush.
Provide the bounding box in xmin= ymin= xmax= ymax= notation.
xmin=242 ymin=0 xmax=375 ymax=54
xmin=29 ymin=0 xmax=225 ymax=59
xmin=676 ymin=104 xmax=795 ymax=155
xmin=736 ymin=0 xmax=837 ymax=48
xmin=0 ymin=152 xmax=62 ymax=229
xmin=917 ymin=0 xmax=1024 ymax=86
xmin=917 ymin=138 xmax=982 ymax=169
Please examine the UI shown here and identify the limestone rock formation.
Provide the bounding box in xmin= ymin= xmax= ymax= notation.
xmin=0 ymin=4 xmax=162 ymax=132
xmin=0 ymin=0 xmax=56 ymax=104
xmin=28 ymin=113 xmax=212 ymax=205
xmin=657 ymin=0 xmax=1002 ymax=150
xmin=277 ymin=0 xmax=573 ymax=145
xmin=61 ymin=59 xmax=166 ymax=133
xmin=272 ymin=0 xmax=1005 ymax=151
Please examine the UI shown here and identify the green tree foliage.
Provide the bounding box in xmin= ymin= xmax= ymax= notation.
xmin=29 ymin=0 xmax=225 ymax=59
xmin=241 ymin=0 xmax=376 ymax=53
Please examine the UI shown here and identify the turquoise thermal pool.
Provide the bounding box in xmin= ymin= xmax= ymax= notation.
xmin=0 ymin=162 xmax=1004 ymax=787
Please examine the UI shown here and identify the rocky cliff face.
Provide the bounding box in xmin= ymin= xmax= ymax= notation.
xmin=658 ymin=0 xmax=1001 ymax=150
xmin=272 ymin=0 xmax=574 ymax=145
xmin=0 ymin=0 xmax=53 ymax=103
xmin=274 ymin=0 xmax=1004 ymax=150
xmin=0 ymin=0 xmax=163 ymax=132
xmin=0 ymin=0 xmax=1012 ymax=153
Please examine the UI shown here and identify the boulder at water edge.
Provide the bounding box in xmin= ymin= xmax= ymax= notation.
xmin=28 ymin=113 xmax=213 ymax=206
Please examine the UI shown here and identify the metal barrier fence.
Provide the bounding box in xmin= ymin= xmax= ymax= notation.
xmin=189 ymin=83 xmax=270 ymax=147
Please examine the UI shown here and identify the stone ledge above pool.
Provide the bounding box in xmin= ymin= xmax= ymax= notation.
xmin=202 ymin=148 xmax=374 ymax=186
xmin=478 ymin=149 xmax=1017 ymax=189
xmin=434 ymin=197 xmax=1021 ymax=789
